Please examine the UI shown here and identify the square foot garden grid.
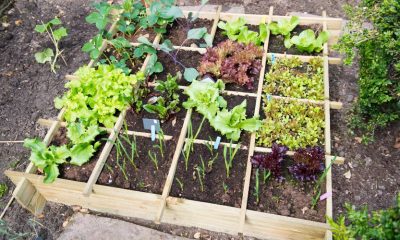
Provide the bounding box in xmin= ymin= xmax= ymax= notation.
xmin=5 ymin=6 xmax=345 ymax=240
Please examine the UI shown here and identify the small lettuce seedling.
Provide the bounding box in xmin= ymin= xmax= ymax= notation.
xmin=34 ymin=18 xmax=68 ymax=73
xmin=218 ymin=17 xmax=268 ymax=46
xmin=289 ymin=29 xmax=329 ymax=53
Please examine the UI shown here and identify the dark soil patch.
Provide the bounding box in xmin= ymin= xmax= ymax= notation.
xmin=213 ymin=24 xmax=260 ymax=46
xmin=190 ymin=95 xmax=256 ymax=146
xmin=164 ymin=18 xmax=213 ymax=47
xmin=125 ymin=90 xmax=188 ymax=137
xmin=170 ymin=144 xmax=247 ymax=207
xmin=247 ymin=164 xmax=326 ymax=222
xmin=123 ymin=28 xmax=157 ymax=43
xmin=49 ymin=128 xmax=107 ymax=183
xmin=151 ymin=50 xmax=203 ymax=84
xmin=96 ymin=135 xmax=175 ymax=194
xmin=268 ymin=24 xmax=323 ymax=56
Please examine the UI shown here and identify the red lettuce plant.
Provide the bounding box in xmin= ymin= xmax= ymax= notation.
xmin=288 ymin=146 xmax=325 ymax=182
xmin=250 ymin=143 xmax=288 ymax=181
xmin=198 ymin=40 xmax=263 ymax=89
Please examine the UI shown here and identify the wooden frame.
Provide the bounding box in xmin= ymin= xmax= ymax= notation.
xmin=6 ymin=6 xmax=344 ymax=240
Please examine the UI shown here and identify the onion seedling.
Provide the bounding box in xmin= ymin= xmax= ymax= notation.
xmin=222 ymin=182 xmax=229 ymax=194
xmin=196 ymin=156 xmax=206 ymax=192
xmin=176 ymin=178 xmax=184 ymax=192
xmin=311 ymin=156 xmax=336 ymax=209
xmin=223 ymin=141 xmax=241 ymax=178
xmin=182 ymin=116 xmax=206 ymax=170
xmin=148 ymin=150 xmax=159 ymax=170
xmin=253 ymin=169 xmax=260 ymax=204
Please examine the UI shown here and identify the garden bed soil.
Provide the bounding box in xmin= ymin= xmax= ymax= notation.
xmin=170 ymin=144 xmax=247 ymax=207
xmin=164 ymin=18 xmax=213 ymax=47
xmin=247 ymin=168 xmax=326 ymax=222
xmin=213 ymin=24 xmax=260 ymax=46
xmin=50 ymin=128 xmax=107 ymax=183
xmin=190 ymin=95 xmax=256 ymax=146
xmin=268 ymin=24 xmax=323 ymax=56
xmin=96 ymin=135 xmax=175 ymax=194
xmin=125 ymin=90 xmax=187 ymax=137
xmin=151 ymin=50 xmax=202 ymax=84
xmin=124 ymin=27 xmax=157 ymax=43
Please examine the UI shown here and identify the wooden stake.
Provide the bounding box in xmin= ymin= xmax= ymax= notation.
xmin=238 ymin=6 xmax=274 ymax=235
xmin=210 ymin=6 xmax=222 ymax=45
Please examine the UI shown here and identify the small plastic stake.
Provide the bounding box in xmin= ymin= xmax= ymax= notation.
xmin=151 ymin=125 xmax=156 ymax=142
xmin=271 ymin=53 xmax=275 ymax=64
xmin=320 ymin=191 xmax=332 ymax=201
xmin=213 ymin=136 xmax=221 ymax=150
xmin=266 ymin=94 xmax=272 ymax=101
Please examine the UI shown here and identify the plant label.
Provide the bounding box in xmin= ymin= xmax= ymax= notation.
xmin=143 ymin=119 xmax=161 ymax=141
xmin=213 ymin=136 xmax=221 ymax=149
xmin=271 ymin=53 xmax=276 ymax=64
xmin=319 ymin=191 xmax=332 ymax=201
xmin=266 ymin=94 xmax=272 ymax=101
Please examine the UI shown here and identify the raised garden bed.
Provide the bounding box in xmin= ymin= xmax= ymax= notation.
xmin=6 ymin=5 xmax=346 ymax=240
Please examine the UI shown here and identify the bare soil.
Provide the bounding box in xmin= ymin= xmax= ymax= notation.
xmin=0 ymin=0 xmax=399 ymax=240
xmin=165 ymin=18 xmax=213 ymax=47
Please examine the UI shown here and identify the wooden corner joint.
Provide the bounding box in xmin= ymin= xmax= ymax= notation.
xmin=13 ymin=178 xmax=46 ymax=216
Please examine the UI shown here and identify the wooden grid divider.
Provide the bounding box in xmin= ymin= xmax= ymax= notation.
xmin=267 ymin=53 xmax=341 ymax=64
xmin=37 ymin=119 xmax=173 ymax=141
xmin=210 ymin=6 xmax=223 ymax=44
xmin=238 ymin=6 xmax=274 ymax=235
xmin=322 ymin=11 xmax=333 ymax=240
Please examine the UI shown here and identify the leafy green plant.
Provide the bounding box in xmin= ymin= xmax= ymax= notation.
xmin=253 ymin=169 xmax=260 ymax=204
xmin=211 ymin=100 xmax=261 ymax=141
xmin=196 ymin=156 xmax=206 ymax=192
xmin=257 ymin=98 xmax=325 ymax=149
xmin=66 ymin=122 xmax=101 ymax=166
xmin=269 ymin=16 xmax=299 ymax=47
xmin=0 ymin=183 xmax=8 ymax=198
xmin=23 ymin=139 xmax=70 ymax=183
xmin=198 ymin=40 xmax=263 ymax=89
xmin=55 ymin=65 xmax=145 ymax=128
xmin=144 ymin=0 xmax=183 ymax=34
xmin=328 ymin=193 xmax=400 ymax=240
xmin=223 ymin=141 xmax=241 ymax=177
xmin=264 ymin=56 xmax=324 ymax=100
xmin=334 ymin=0 xmax=400 ymax=143
xmin=218 ymin=17 xmax=267 ymax=46
xmin=288 ymin=29 xmax=329 ymax=53
xmin=34 ymin=18 xmax=68 ymax=73
xmin=143 ymin=74 xmax=181 ymax=120
xmin=183 ymin=80 xmax=227 ymax=120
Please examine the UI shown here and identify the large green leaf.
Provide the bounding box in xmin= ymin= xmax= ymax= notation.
xmin=43 ymin=164 xmax=59 ymax=183
xmin=184 ymin=68 xmax=199 ymax=82
xmin=35 ymin=48 xmax=54 ymax=64
xmin=70 ymin=143 xmax=95 ymax=166
xmin=53 ymin=27 xmax=68 ymax=41
xmin=187 ymin=27 xmax=207 ymax=40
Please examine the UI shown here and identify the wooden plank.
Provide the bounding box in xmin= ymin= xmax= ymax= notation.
xmin=322 ymin=11 xmax=333 ymax=240
xmin=219 ymin=12 xmax=269 ymax=25
xmin=6 ymin=170 xmax=329 ymax=240
xmin=182 ymin=9 xmax=219 ymax=20
xmin=155 ymin=108 xmax=193 ymax=223
xmin=270 ymin=15 xmax=343 ymax=30
xmin=82 ymin=110 xmax=126 ymax=196
xmin=267 ymin=95 xmax=342 ymax=109
xmin=267 ymin=53 xmax=341 ymax=65
xmin=238 ymin=6 xmax=274 ymax=235
xmin=210 ymin=6 xmax=222 ymax=45
xmin=187 ymin=138 xmax=248 ymax=150
xmin=6 ymin=171 xmax=161 ymax=222
xmin=37 ymin=118 xmax=173 ymax=141
xmin=244 ymin=210 xmax=328 ymax=240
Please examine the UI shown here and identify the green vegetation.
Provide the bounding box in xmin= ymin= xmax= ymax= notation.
xmin=222 ymin=141 xmax=241 ymax=177
xmin=328 ymin=193 xmax=400 ymax=239
xmin=34 ymin=18 xmax=68 ymax=73
xmin=257 ymin=98 xmax=324 ymax=149
xmin=288 ymin=29 xmax=329 ymax=53
xmin=269 ymin=16 xmax=299 ymax=48
xmin=334 ymin=0 xmax=400 ymax=143
xmin=218 ymin=17 xmax=267 ymax=45
xmin=264 ymin=56 xmax=324 ymax=100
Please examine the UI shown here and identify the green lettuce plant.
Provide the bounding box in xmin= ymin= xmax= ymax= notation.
xmin=34 ymin=18 xmax=68 ymax=73
xmin=54 ymin=65 xmax=145 ymax=128
xmin=289 ymin=29 xmax=329 ymax=53
xmin=218 ymin=17 xmax=267 ymax=46
xmin=269 ymin=16 xmax=299 ymax=48
xmin=23 ymin=139 xmax=70 ymax=183
xmin=182 ymin=80 xmax=227 ymax=119
xmin=211 ymin=100 xmax=261 ymax=141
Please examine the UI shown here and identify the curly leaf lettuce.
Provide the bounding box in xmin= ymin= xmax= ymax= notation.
xmin=55 ymin=65 xmax=145 ymax=128
xmin=210 ymin=100 xmax=261 ymax=141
